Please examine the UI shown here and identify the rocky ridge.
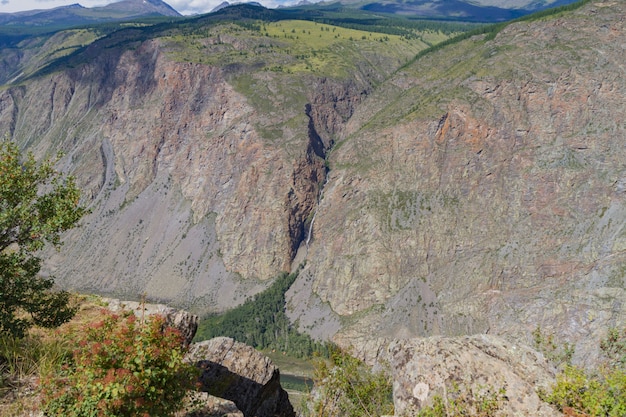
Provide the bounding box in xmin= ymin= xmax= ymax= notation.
xmin=190 ymin=338 xmax=295 ymax=417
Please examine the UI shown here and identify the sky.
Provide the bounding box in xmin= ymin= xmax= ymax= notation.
xmin=0 ymin=0 xmax=301 ymax=16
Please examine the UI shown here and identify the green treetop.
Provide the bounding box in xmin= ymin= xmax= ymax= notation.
xmin=0 ymin=139 xmax=88 ymax=338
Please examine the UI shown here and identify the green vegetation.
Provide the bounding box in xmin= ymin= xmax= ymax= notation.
xmin=405 ymin=0 xmax=592 ymax=68
xmin=40 ymin=310 xmax=198 ymax=417
xmin=539 ymin=326 xmax=626 ymax=416
xmin=0 ymin=140 xmax=88 ymax=338
xmin=601 ymin=328 xmax=626 ymax=370
xmin=195 ymin=268 xmax=329 ymax=358
xmin=1 ymin=296 xmax=200 ymax=416
xmin=305 ymin=346 xmax=394 ymax=417
xmin=416 ymin=384 xmax=506 ymax=417
xmin=161 ymin=18 xmax=431 ymax=78
xmin=541 ymin=365 xmax=626 ymax=417
xmin=532 ymin=325 xmax=575 ymax=367
xmin=0 ymin=332 xmax=68 ymax=409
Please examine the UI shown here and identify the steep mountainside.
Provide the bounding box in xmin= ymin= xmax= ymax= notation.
xmin=0 ymin=8 xmax=427 ymax=314
xmin=0 ymin=0 xmax=624 ymax=366
xmin=291 ymin=0 xmax=626 ymax=363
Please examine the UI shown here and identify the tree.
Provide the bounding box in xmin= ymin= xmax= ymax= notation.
xmin=0 ymin=139 xmax=88 ymax=338
xmin=308 ymin=346 xmax=394 ymax=417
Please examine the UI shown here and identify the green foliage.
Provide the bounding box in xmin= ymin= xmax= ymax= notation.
xmin=532 ymin=325 xmax=574 ymax=367
xmin=540 ymin=326 xmax=626 ymax=417
xmin=416 ymin=384 xmax=506 ymax=417
xmin=307 ymin=346 xmax=394 ymax=417
xmin=0 ymin=140 xmax=88 ymax=338
xmin=195 ymin=269 xmax=328 ymax=358
xmin=540 ymin=365 xmax=626 ymax=417
xmin=41 ymin=311 xmax=198 ymax=417
xmin=0 ymin=334 xmax=68 ymax=396
xmin=600 ymin=327 xmax=626 ymax=370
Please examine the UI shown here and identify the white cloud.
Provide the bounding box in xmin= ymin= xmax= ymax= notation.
xmin=167 ymin=0 xmax=221 ymax=15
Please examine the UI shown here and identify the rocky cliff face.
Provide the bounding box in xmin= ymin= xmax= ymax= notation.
xmin=290 ymin=0 xmax=626 ymax=363
xmin=0 ymin=21 xmax=375 ymax=315
xmin=0 ymin=1 xmax=624 ymax=367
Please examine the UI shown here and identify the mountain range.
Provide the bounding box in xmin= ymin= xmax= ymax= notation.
xmin=0 ymin=0 xmax=180 ymax=28
xmin=0 ymin=0 xmax=580 ymax=31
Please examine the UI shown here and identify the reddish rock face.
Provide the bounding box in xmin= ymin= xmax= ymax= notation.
xmin=0 ymin=29 xmax=367 ymax=315
xmin=297 ymin=1 xmax=626 ymax=363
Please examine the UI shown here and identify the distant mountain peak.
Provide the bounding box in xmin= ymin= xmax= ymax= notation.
xmin=0 ymin=0 xmax=180 ymax=28
xmin=211 ymin=1 xmax=232 ymax=12
xmin=99 ymin=0 xmax=181 ymax=17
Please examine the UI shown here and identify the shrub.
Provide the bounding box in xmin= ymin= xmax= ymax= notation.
xmin=41 ymin=310 xmax=198 ymax=417
xmin=600 ymin=327 xmax=626 ymax=370
xmin=307 ymin=346 xmax=394 ymax=417
xmin=540 ymin=365 xmax=626 ymax=417
xmin=416 ymin=384 xmax=506 ymax=417
xmin=540 ymin=327 xmax=626 ymax=417
xmin=532 ymin=325 xmax=574 ymax=367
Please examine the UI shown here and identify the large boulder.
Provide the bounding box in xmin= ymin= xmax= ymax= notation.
xmin=386 ymin=334 xmax=560 ymax=416
xmin=188 ymin=337 xmax=295 ymax=417
xmin=103 ymin=298 xmax=198 ymax=346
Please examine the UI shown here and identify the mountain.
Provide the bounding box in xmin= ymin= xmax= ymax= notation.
xmin=286 ymin=0 xmax=580 ymax=22
xmin=211 ymin=2 xmax=233 ymax=12
xmin=0 ymin=0 xmax=624 ymax=367
xmin=0 ymin=0 xmax=180 ymax=28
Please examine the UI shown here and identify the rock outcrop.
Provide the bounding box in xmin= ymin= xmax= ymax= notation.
xmin=184 ymin=392 xmax=244 ymax=417
xmin=386 ymin=335 xmax=559 ymax=416
xmin=104 ymin=298 xmax=198 ymax=346
xmin=189 ymin=337 xmax=295 ymax=417
xmin=103 ymin=301 xmax=294 ymax=417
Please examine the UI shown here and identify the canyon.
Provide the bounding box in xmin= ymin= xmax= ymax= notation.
xmin=0 ymin=0 xmax=624 ymax=370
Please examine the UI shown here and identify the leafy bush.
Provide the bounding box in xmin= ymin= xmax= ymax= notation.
xmin=540 ymin=327 xmax=626 ymax=417
xmin=41 ymin=310 xmax=198 ymax=417
xmin=532 ymin=325 xmax=574 ymax=367
xmin=540 ymin=365 xmax=626 ymax=417
xmin=416 ymin=384 xmax=506 ymax=417
xmin=600 ymin=327 xmax=626 ymax=370
xmin=307 ymin=346 xmax=394 ymax=417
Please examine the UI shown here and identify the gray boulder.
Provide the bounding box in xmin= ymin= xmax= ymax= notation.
xmin=103 ymin=298 xmax=198 ymax=346
xmin=188 ymin=337 xmax=295 ymax=417
xmin=385 ymin=334 xmax=560 ymax=416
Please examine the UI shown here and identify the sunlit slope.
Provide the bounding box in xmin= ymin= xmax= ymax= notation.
xmin=295 ymin=0 xmax=626 ymax=365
